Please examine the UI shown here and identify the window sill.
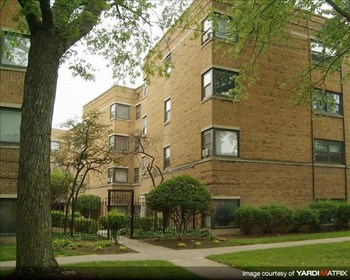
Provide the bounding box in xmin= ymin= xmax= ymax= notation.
xmin=202 ymin=155 xmax=239 ymax=162
xmin=201 ymin=37 xmax=237 ymax=49
xmin=313 ymin=112 xmax=343 ymax=119
xmin=0 ymin=65 xmax=27 ymax=72
xmin=201 ymin=95 xmax=236 ymax=105
xmin=0 ymin=143 xmax=20 ymax=148
xmin=314 ymin=162 xmax=346 ymax=168
xmin=110 ymin=118 xmax=131 ymax=122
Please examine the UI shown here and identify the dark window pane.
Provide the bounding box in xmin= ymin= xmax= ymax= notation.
xmin=214 ymin=69 xmax=236 ymax=96
xmin=214 ymin=200 xmax=239 ymax=228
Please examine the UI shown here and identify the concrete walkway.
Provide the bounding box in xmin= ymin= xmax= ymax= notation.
xmin=1 ymin=236 xmax=349 ymax=279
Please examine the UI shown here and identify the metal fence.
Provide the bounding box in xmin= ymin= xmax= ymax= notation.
xmin=51 ymin=197 xmax=196 ymax=238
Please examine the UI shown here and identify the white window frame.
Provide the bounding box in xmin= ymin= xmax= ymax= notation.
xmin=110 ymin=103 xmax=130 ymax=120
xmin=164 ymin=98 xmax=171 ymax=123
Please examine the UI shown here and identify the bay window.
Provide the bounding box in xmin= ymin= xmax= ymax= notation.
xmin=202 ymin=128 xmax=239 ymax=158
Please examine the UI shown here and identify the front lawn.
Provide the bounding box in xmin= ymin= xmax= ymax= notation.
xmin=208 ymin=241 xmax=350 ymax=271
xmin=0 ymin=260 xmax=202 ymax=279
xmin=0 ymin=239 xmax=134 ymax=262
xmin=145 ymin=230 xmax=350 ymax=250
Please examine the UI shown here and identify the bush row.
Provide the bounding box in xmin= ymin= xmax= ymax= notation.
xmin=235 ymin=200 xmax=350 ymax=234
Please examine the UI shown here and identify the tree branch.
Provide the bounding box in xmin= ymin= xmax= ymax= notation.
xmin=17 ymin=0 xmax=41 ymax=32
xmin=325 ymin=0 xmax=350 ymax=23
xmin=62 ymin=1 xmax=105 ymax=51
xmin=39 ymin=0 xmax=53 ymax=27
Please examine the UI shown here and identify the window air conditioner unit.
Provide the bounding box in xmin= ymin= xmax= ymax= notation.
xmin=202 ymin=147 xmax=211 ymax=157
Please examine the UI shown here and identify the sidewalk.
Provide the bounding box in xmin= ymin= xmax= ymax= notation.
xmin=1 ymin=236 xmax=349 ymax=279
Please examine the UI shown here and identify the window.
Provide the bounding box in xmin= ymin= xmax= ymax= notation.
xmin=314 ymin=139 xmax=344 ymax=164
xmin=0 ymin=108 xmax=21 ymax=144
xmin=202 ymin=68 xmax=237 ymax=99
xmin=165 ymin=54 xmax=172 ymax=75
xmin=51 ymin=141 xmax=60 ymax=151
xmin=135 ymin=104 xmax=141 ymax=120
xmin=141 ymin=156 xmax=147 ymax=171
xmin=1 ymin=33 xmax=30 ymax=68
xmin=311 ymin=40 xmax=336 ymax=64
xmin=0 ymin=198 xmax=17 ymax=234
xmin=108 ymin=168 xmax=128 ymax=183
xmin=202 ymin=128 xmax=238 ymax=158
xmin=313 ymin=89 xmax=342 ymax=115
xmin=164 ymin=146 xmax=170 ymax=169
xmin=109 ymin=135 xmax=129 ymax=152
xmin=164 ymin=99 xmax=171 ymax=123
xmin=142 ymin=116 xmax=147 ymax=136
xmin=110 ymin=103 xmax=130 ymax=120
xmin=134 ymin=168 xmax=140 ymax=183
xmin=213 ymin=199 xmax=240 ymax=228
xmin=135 ymin=138 xmax=140 ymax=152
xmin=143 ymin=80 xmax=148 ymax=97
xmin=201 ymin=13 xmax=237 ymax=44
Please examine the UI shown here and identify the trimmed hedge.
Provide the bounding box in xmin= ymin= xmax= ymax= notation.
xmin=74 ymin=218 xmax=98 ymax=234
xmin=293 ymin=208 xmax=320 ymax=231
xmin=51 ymin=210 xmax=65 ymax=227
xmin=235 ymin=201 xmax=350 ymax=235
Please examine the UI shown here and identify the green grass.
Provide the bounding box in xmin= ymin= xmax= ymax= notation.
xmin=208 ymin=241 xmax=350 ymax=271
xmin=223 ymin=230 xmax=350 ymax=246
xmin=0 ymin=260 xmax=202 ymax=279
xmin=0 ymin=245 xmax=16 ymax=262
xmin=0 ymin=245 xmax=91 ymax=262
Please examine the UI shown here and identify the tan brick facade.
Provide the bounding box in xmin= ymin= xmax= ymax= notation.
xmin=0 ymin=0 xmax=25 ymax=199
xmin=83 ymin=1 xmax=349 ymax=227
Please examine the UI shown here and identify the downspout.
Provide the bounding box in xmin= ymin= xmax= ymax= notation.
xmin=307 ymin=19 xmax=316 ymax=201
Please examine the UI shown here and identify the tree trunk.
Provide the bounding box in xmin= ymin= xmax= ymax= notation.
xmin=16 ymin=29 xmax=62 ymax=275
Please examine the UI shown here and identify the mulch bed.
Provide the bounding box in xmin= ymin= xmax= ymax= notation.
xmin=143 ymin=236 xmax=229 ymax=250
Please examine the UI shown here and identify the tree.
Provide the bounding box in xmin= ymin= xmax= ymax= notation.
xmin=105 ymin=210 xmax=128 ymax=244
xmin=1 ymin=0 xmax=192 ymax=275
xmin=215 ymin=0 xmax=350 ymax=103
xmin=76 ymin=194 xmax=101 ymax=218
xmin=52 ymin=110 xmax=112 ymax=236
xmin=50 ymin=169 xmax=74 ymax=208
xmin=146 ymin=175 xmax=211 ymax=239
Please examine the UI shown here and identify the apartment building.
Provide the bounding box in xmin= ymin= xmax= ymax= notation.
xmin=0 ymin=1 xmax=28 ymax=234
xmin=83 ymin=1 xmax=349 ymax=230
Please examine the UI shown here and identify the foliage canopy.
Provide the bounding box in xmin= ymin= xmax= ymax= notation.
xmin=146 ymin=175 xmax=211 ymax=238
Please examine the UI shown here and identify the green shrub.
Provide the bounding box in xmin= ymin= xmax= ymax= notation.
xmin=310 ymin=200 xmax=340 ymax=225
xmin=146 ymin=175 xmax=211 ymax=239
xmin=256 ymin=204 xmax=295 ymax=234
xmin=134 ymin=217 xmax=154 ymax=231
xmin=74 ymin=218 xmax=98 ymax=234
xmin=119 ymin=245 xmax=126 ymax=251
xmin=99 ymin=216 xmax=108 ymax=230
xmin=234 ymin=206 xmax=258 ymax=234
xmin=59 ymin=212 xmax=82 ymax=228
xmin=106 ymin=210 xmax=128 ymax=243
xmin=336 ymin=203 xmax=350 ymax=229
xmin=94 ymin=240 xmax=113 ymax=251
xmin=76 ymin=194 xmax=101 ymax=218
xmin=51 ymin=210 xmax=65 ymax=227
xmin=52 ymin=238 xmax=75 ymax=248
xmin=177 ymin=242 xmax=187 ymax=248
xmin=293 ymin=208 xmax=320 ymax=231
